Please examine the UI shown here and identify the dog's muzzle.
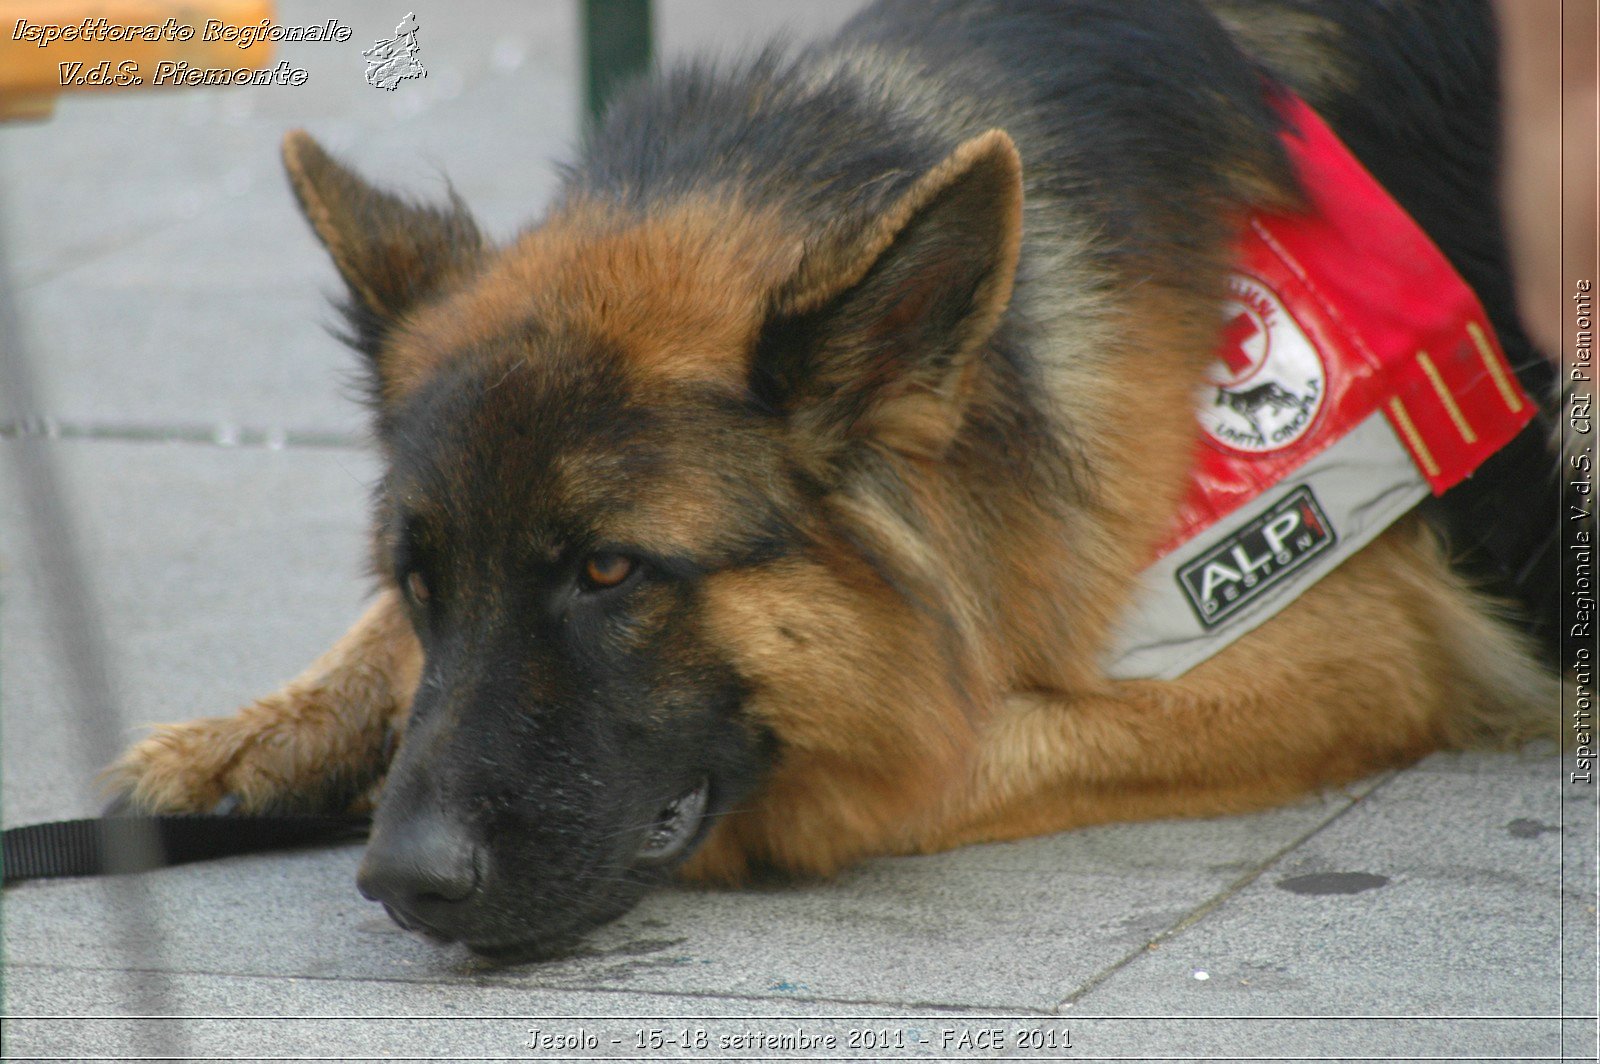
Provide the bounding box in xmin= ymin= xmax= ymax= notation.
xmin=355 ymin=777 xmax=711 ymax=948
xmin=356 ymin=809 xmax=482 ymax=941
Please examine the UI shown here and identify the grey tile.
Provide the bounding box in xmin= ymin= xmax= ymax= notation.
xmin=1562 ymin=1020 xmax=1599 ymax=1061
xmin=3 ymin=966 xmax=1006 ymax=1059
xmin=4 ymin=1 xmax=579 ymax=432
xmin=1073 ymin=758 xmax=1582 ymax=1023
xmin=3 ymin=439 xmax=1360 ymax=1015
xmin=1411 ymin=745 xmax=1566 ymax=777
xmin=997 ymin=1016 xmax=1564 ymax=1061
xmin=1562 ymin=778 xmax=1599 ymax=1018
xmin=12 ymin=278 xmax=364 ymax=434
xmin=0 ymin=809 xmax=1356 ymax=1015
xmin=2 ymin=1 xmax=1587 ymax=1056
xmin=1 ymin=439 xmax=379 ymax=822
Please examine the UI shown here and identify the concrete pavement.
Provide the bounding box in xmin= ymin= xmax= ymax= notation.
xmin=2 ymin=2 xmax=1594 ymax=1059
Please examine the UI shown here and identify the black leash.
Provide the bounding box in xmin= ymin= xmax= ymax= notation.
xmin=2 ymin=814 xmax=369 ymax=885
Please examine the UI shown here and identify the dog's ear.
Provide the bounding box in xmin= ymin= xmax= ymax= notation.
xmin=281 ymin=130 xmax=483 ymax=362
xmin=755 ymin=129 xmax=1023 ymax=461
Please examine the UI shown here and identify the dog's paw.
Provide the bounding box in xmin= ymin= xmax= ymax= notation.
xmin=102 ymin=701 xmax=391 ymax=816
xmin=102 ymin=715 xmax=279 ymax=814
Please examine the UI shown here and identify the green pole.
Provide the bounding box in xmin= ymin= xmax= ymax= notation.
xmin=582 ymin=0 xmax=653 ymax=126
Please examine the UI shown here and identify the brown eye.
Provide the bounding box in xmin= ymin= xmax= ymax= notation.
xmin=582 ymin=553 xmax=635 ymax=590
xmin=403 ymin=570 xmax=429 ymax=604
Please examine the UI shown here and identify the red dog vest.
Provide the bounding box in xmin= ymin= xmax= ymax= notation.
xmin=1105 ymin=93 xmax=1535 ymax=679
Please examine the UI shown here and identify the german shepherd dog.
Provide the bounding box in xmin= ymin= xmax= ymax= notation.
xmin=106 ymin=0 xmax=1562 ymax=958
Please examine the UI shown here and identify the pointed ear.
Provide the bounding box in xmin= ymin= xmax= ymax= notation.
xmin=755 ymin=129 xmax=1023 ymax=460
xmin=281 ymin=130 xmax=484 ymax=358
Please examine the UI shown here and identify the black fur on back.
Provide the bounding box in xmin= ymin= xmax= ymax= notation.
xmin=1204 ymin=0 xmax=1563 ymax=662
xmin=570 ymin=0 xmax=1560 ymax=662
xmin=570 ymin=0 xmax=1292 ymax=291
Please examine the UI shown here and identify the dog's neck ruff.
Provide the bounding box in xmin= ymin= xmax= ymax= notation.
xmin=1105 ymin=92 xmax=1535 ymax=680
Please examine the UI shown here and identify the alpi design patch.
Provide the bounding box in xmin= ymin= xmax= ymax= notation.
xmin=1199 ymin=274 xmax=1326 ymax=454
xmin=1105 ymin=93 xmax=1534 ymax=681
xmin=1177 ymin=486 xmax=1336 ymax=627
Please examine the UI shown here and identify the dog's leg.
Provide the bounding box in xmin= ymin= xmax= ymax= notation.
xmin=685 ymin=524 xmax=1555 ymax=879
xmin=103 ymin=590 xmax=421 ymax=814
xmin=926 ymin=525 xmax=1558 ymax=852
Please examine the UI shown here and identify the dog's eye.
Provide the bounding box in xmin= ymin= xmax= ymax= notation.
xmin=581 ymin=552 xmax=635 ymax=591
xmin=402 ymin=570 xmax=429 ymax=605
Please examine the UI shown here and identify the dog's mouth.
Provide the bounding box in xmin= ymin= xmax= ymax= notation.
xmin=635 ymin=777 xmax=710 ymax=866
xmin=369 ymin=777 xmax=714 ymax=959
xmin=382 ymin=902 xmax=456 ymax=943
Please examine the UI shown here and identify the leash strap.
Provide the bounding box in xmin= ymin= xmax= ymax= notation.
xmin=1 ymin=814 xmax=369 ymax=885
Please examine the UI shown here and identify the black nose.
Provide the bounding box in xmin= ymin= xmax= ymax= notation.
xmin=357 ymin=813 xmax=482 ymax=927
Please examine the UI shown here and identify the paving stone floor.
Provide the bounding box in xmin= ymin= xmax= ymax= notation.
xmin=2 ymin=2 xmax=1593 ymax=1060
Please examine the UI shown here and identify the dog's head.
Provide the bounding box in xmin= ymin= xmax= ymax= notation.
xmin=282 ymin=127 xmax=1022 ymax=958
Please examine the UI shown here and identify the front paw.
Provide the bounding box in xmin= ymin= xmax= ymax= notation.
xmin=102 ymin=704 xmax=389 ymax=816
xmin=101 ymin=713 xmax=268 ymax=812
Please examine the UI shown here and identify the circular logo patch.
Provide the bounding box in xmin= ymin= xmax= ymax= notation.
xmin=1198 ymin=274 xmax=1326 ymax=454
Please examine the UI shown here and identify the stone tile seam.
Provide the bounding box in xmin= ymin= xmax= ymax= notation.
xmin=0 ymin=961 xmax=1049 ymax=1017
xmin=7 ymin=215 xmax=186 ymax=292
xmin=1055 ymin=772 xmax=1404 ymax=1012
xmin=0 ymin=421 xmax=367 ymax=452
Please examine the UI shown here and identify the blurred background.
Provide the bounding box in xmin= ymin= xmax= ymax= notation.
xmin=0 ymin=4 xmax=1591 ymax=1058
xmin=0 ymin=0 xmax=863 ymax=823
xmin=1 ymin=0 xmax=864 ymax=443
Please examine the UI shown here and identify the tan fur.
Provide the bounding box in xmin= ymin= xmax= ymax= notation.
xmin=780 ymin=130 xmax=1022 ymax=318
xmin=382 ymin=198 xmax=803 ymax=403
xmin=1200 ymin=2 xmax=1358 ymax=112
xmin=281 ymin=131 xmax=483 ymax=329
xmin=103 ymin=592 xmax=420 ymax=814
xmin=111 ymin=110 xmax=1552 ymax=893
xmin=1002 ymin=289 xmax=1242 ymax=692
xmin=684 ymin=517 xmax=1553 ymax=880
